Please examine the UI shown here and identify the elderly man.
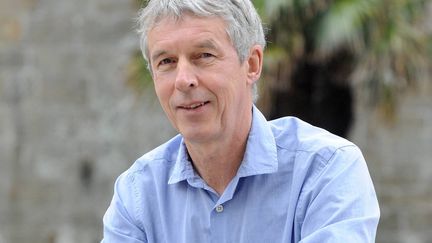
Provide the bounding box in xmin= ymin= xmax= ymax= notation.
xmin=102 ymin=0 xmax=380 ymax=242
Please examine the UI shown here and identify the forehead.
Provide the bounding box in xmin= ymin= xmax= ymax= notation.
xmin=147 ymin=14 xmax=232 ymax=51
xmin=152 ymin=13 xmax=227 ymax=32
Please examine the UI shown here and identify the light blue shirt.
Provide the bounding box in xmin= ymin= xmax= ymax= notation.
xmin=102 ymin=106 xmax=380 ymax=243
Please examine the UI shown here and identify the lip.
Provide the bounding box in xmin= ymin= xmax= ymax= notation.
xmin=178 ymin=101 xmax=210 ymax=110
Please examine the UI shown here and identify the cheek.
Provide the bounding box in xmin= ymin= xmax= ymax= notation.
xmin=154 ymin=78 xmax=170 ymax=99
xmin=154 ymin=84 xmax=177 ymax=124
xmin=154 ymin=84 xmax=173 ymax=114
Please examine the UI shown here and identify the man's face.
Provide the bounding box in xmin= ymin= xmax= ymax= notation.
xmin=147 ymin=14 xmax=259 ymax=144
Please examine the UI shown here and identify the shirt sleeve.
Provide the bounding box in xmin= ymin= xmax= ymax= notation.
xmin=102 ymin=172 xmax=147 ymax=243
xmin=298 ymin=145 xmax=380 ymax=243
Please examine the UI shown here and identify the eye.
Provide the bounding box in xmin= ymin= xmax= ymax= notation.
xmin=159 ymin=58 xmax=176 ymax=66
xmin=200 ymin=53 xmax=214 ymax=58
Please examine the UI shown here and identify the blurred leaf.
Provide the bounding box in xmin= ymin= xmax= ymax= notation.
xmin=316 ymin=0 xmax=377 ymax=53
xmin=262 ymin=0 xmax=431 ymax=121
xmin=126 ymin=51 xmax=153 ymax=95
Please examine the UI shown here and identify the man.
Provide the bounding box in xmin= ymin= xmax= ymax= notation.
xmin=102 ymin=0 xmax=380 ymax=242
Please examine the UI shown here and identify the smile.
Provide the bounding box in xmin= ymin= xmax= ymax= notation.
xmin=180 ymin=101 xmax=210 ymax=109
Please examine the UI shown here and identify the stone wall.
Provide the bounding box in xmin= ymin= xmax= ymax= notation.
xmin=0 ymin=0 xmax=175 ymax=242
xmin=350 ymin=82 xmax=432 ymax=243
xmin=0 ymin=0 xmax=431 ymax=243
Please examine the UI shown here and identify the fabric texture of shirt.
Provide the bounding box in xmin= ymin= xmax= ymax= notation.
xmin=102 ymin=106 xmax=380 ymax=243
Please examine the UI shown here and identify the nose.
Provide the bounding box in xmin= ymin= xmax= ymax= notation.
xmin=175 ymin=59 xmax=198 ymax=92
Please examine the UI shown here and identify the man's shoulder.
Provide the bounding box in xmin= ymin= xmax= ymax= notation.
xmin=126 ymin=134 xmax=183 ymax=176
xmin=269 ymin=116 xmax=356 ymax=160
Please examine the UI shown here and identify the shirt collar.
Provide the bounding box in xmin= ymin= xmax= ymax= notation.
xmin=168 ymin=105 xmax=278 ymax=185
xmin=168 ymin=140 xmax=196 ymax=185
xmin=237 ymin=105 xmax=278 ymax=177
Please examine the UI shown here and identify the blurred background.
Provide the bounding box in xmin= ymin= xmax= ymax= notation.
xmin=0 ymin=0 xmax=431 ymax=242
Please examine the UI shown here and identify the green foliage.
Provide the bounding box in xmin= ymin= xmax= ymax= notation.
xmin=261 ymin=0 xmax=431 ymax=119
xmin=316 ymin=0 xmax=377 ymax=52
xmin=126 ymin=50 xmax=153 ymax=95
xmin=134 ymin=0 xmax=148 ymax=8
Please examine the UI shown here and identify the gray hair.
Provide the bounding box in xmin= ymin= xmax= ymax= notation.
xmin=136 ymin=0 xmax=266 ymax=101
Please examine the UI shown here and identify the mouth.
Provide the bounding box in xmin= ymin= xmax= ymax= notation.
xmin=179 ymin=101 xmax=210 ymax=110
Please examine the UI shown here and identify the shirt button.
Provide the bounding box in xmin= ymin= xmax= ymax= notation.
xmin=215 ymin=204 xmax=224 ymax=213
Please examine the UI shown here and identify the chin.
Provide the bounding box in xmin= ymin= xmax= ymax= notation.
xmin=181 ymin=130 xmax=214 ymax=143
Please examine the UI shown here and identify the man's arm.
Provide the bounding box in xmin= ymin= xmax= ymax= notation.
xmin=102 ymin=173 xmax=147 ymax=243
xmin=297 ymin=146 xmax=380 ymax=242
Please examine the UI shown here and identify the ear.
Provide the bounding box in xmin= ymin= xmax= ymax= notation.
xmin=246 ymin=45 xmax=263 ymax=85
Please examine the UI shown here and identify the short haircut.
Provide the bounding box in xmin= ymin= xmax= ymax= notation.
xmin=137 ymin=0 xmax=266 ymax=101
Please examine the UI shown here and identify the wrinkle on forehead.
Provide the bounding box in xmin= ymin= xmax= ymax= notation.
xmin=147 ymin=13 xmax=238 ymax=67
xmin=149 ymin=14 xmax=228 ymax=46
xmin=149 ymin=12 xmax=232 ymax=44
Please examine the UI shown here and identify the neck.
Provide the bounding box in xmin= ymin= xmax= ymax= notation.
xmin=185 ymin=108 xmax=252 ymax=196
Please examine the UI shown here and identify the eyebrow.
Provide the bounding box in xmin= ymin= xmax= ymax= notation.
xmin=150 ymin=39 xmax=220 ymax=63
xmin=151 ymin=50 xmax=168 ymax=64
xmin=194 ymin=39 xmax=219 ymax=51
